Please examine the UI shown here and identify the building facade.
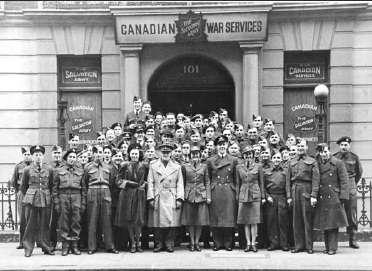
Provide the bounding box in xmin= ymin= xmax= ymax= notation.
xmin=0 ymin=1 xmax=371 ymax=182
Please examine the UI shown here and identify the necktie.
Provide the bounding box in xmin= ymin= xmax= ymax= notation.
xmin=135 ymin=111 xmax=139 ymax=116
xmin=68 ymin=166 xmax=74 ymax=172
xmin=38 ymin=165 xmax=41 ymax=172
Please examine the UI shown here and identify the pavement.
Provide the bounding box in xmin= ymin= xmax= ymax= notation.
xmin=1 ymin=242 xmax=372 ymax=271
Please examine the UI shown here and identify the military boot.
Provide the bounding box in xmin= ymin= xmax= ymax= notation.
xmin=71 ymin=241 xmax=81 ymax=255
xmin=349 ymin=236 xmax=359 ymax=249
xmin=61 ymin=242 xmax=69 ymax=256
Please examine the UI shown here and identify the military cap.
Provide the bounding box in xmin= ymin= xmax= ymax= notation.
xmin=110 ymin=122 xmax=122 ymax=130
xmin=242 ymin=145 xmax=253 ymax=154
xmin=191 ymin=114 xmax=203 ymax=122
xmin=158 ymin=143 xmax=174 ymax=153
xmin=133 ymin=96 xmax=141 ymax=102
xmin=252 ymin=114 xmax=261 ymax=121
xmin=76 ymin=149 xmax=85 ymax=158
xmin=234 ymin=123 xmax=243 ymax=131
xmin=145 ymin=114 xmax=155 ymax=121
xmin=63 ymin=148 xmax=79 ymax=161
xmin=118 ymin=141 xmax=129 ymax=149
xmin=246 ymin=124 xmax=254 ymax=130
xmin=181 ymin=140 xmax=192 ymax=146
xmin=286 ymin=133 xmax=295 ymax=139
xmin=190 ymin=145 xmax=201 ymax=153
xmin=279 ymin=145 xmax=290 ymax=153
xmin=133 ymin=124 xmax=146 ymax=134
xmin=203 ymin=124 xmax=216 ymax=134
xmin=97 ymin=131 xmax=105 ymax=138
xmin=160 ymin=128 xmax=174 ymax=137
xmin=51 ymin=145 xmax=62 ymax=152
xmin=30 ymin=145 xmax=45 ymax=155
xmin=336 ymin=136 xmax=352 ymax=145
xmin=122 ymin=129 xmax=133 ymax=137
xmin=219 ymin=108 xmax=227 ymax=114
xmin=128 ymin=143 xmax=142 ymax=154
xmin=21 ymin=147 xmax=31 ymax=154
xmin=92 ymin=145 xmax=101 ymax=153
xmin=214 ymin=135 xmax=228 ymax=146
xmin=264 ymin=118 xmax=275 ymax=124
xmin=69 ymin=133 xmax=79 ymax=141
xmin=143 ymin=100 xmax=151 ymax=106
xmin=190 ymin=129 xmax=200 ymax=135
xmin=209 ymin=111 xmax=218 ymax=118
xmin=316 ymin=143 xmax=329 ymax=152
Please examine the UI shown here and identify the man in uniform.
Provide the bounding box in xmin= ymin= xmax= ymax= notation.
xmin=10 ymin=147 xmax=32 ymax=249
xmin=147 ymin=144 xmax=184 ymax=253
xmin=124 ymin=96 xmax=147 ymax=131
xmin=21 ymin=145 xmax=55 ymax=257
xmin=314 ymin=143 xmax=349 ymax=255
xmin=84 ymin=145 xmax=119 ymax=254
xmin=334 ymin=136 xmax=363 ymax=249
xmin=207 ymin=135 xmax=238 ymax=251
xmin=52 ymin=148 xmax=87 ymax=256
xmin=287 ymin=139 xmax=319 ymax=254
xmin=46 ymin=145 xmax=65 ymax=251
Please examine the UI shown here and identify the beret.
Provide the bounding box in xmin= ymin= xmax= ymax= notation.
xmin=63 ymin=148 xmax=79 ymax=161
xmin=110 ymin=122 xmax=122 ymax=130
xmin=336 ymin=136 xmax=352 ymax=145
xmin=21 ymin=147 xmax=31 ymax=154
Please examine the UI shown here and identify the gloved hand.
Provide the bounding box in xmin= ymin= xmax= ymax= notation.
xmin=176 ymin=199 xmax=182 ymax=210
xmin=149 ymin=200 xmax=155 ymax=209
xmin=310 ymin=197 xmax=317 ymax=207
xmin=54 ymin=204 xmax=61 ymax=214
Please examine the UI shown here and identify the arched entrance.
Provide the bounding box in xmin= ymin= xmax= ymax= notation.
xmin=148 ymin=56 xmax=235 ymax=118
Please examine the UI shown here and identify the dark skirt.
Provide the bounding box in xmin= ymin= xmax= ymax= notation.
xmin=181 ymin=201 xmax=210 ymax=226
xmin=115 ymin=187 xmax=146 ymax=228
xmin=237 ymin=201 xmax=261 ymax=225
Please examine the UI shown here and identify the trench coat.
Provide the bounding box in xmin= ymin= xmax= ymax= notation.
xmin=115 ymin=161 xmax=148 ymax=227
xmin=206 ymin=154 xmax=238 ymax=227
xmin=313 ymin=156 xmax=349 ymax=230
xmin=147 ymin=159 xmax=184 ymax=228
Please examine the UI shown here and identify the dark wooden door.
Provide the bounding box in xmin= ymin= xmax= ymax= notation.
xmin=284 ymin=88 xmax=321 ymax=156
xmin=60 ymin=91 xmax=102 ymax=146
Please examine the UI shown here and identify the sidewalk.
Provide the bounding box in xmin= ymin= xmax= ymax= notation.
xmin=1 ymin=242 xmax=372 ymax=271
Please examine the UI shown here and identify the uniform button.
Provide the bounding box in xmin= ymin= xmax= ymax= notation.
xmin=330 ymin=174 xmax=332 ymax=176
xmin=320 ymin=185 xmax=322 ymax=187
xmin=320 ymin=196 xmax=322 ymax=198
xmin=218 ymin=176 xmax=220 ymax=178
xmin=219 ymin=183 xmax=221 ymax=186
xmin=227 ymin=176 xmax=229 ymax=178
xmin=328 ymin=196 xmax=331 ymax=198
xmin=225 ymin=183 xmax=227 ymax=186
xmin=329 ymin=185 xmax=331 ymax=187
xmin=228 ymin=168 xmax=230 ymax=171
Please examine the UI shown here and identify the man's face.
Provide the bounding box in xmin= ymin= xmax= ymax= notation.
xmin=114 ymin=126 xmax=122 ymax=137
xmin=264 ymin=121 xmax=274 ymax=132
xmin=320 ymin=146 xmax=331 ymax=161
xmin=253 ymin=116 xmax=263 ymax=128
xmin=52 ymin=148 xmax=62 ymax=162
xmin=289 ymin=146 xmax=298 ymax=159
xmin=155 ymin=115 xmax=163 ymax=125
xmin=145 ymin=119 xmax=154 ymax=127
xmin=113 ymin=152 xmax=124 ymax=165
xmin=183 ymin=118 xmax=191 ymax=128
xmin=172 ymin=147 xmax=182 ymax=159
xmin=142 ymin=103 xmax=151 ymax=114
xmin=146 ymin=129 xmax=155 ymax=139
xmin=182 ymin=144 xmax=191 ymax=155
xmin=33 ymin=151 xmax=44 ymax=164
xmin=145 ymin=148 xmax=155 ymax=159
xmin=222 ymin=130 xmax=232 ymax=141
xmin=145 ymin=138 xmax=155 ymax=148
xmin=167 ymin=114 xmax=176 ymax=126
xmin=201 ymin=149 xmax=209 ymax=159
xmin=177 ymin=113 xmax=184 ymax=122
xmin=161 ymin=120 xmax=168 ymax=129
xmin=190 ymin=151 xmax=200 ymax=160
xmin=228 ymin=144 xmax=239 ymax=156
xmin=67 ymin=153 xmax=77 ymax=166
xmin=235 ymin=125 xmax=244 ymax=137
xmin=259 ymin=138 xmax=268 ymax=148
xmin=86 ymin=146 xmax=93 ymax=158
xmin=93 ymin=147 xmax=104 ymax=162
xmin=133 ymin=100 xmax=142 ymax=111
xmin=206 ymin=141 xmax=214 ymax=152
xmin=225 ymin=122 xmax=234 ymax=132
xmin=175 ymin=128 xmax=185 ymax=139
xmin=97 ymin=135 xmax=106 ymax=145
xmin=286 ymin=136 xmax=296 ymax=147
xmin=253 ymin=146 xmax=261 ymax=157
xmin=272 ymin=152 xmax=282 ymax=166
xmin=219 ymin=111 xmax=228 ymax=121
xmin=205 ymin=127 xmax=215 ymax=139
xmin=106 ymin=130 xmax=115 ymax=141
xmin=269 ymin=133 xmax=280 ymax=145
xmin=281 ymin=150 xmax=290 ymax=161
xmin=194 ymin=118 xmax=203 ymax=128
xmin=161 ymin=134 xmax=172 ymax=144
xmin=247 ymin=128 xmax=258 ymax=140
xmin=216 ymin=142 xmax=228 ymax=155
xmin=210 ymin=114 xmax=219 ymax=124
xmin=260 ymin=150 xmax=270 ymax=160
xmin=103 ymin=148 xmax=112 ymax=160
xmin=190 ymin=133 xmax=201 ymax=143
xmin=23 ymin=151 xmax=31 ymax=162
xmin=135 ymin=131 xmax=144 ymax=140
xmin=121 ymin=143 xmax=128 ymax=154
xmin=78 ymin=153 xmax=88 ymax=165
xmin=69 ymin=136 xmax=79 ymax=148
xmin=130 ymin=149 xmax=140 ymax=162
xmin=161 ymin=151 xmax=172 ymax=162
xmin=296 ymin=140 xmax=308 ymax=155
xmin=339 ymin=142 xmax=351 ymax=153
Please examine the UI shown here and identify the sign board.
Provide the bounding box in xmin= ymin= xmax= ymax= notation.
xmin=116 ymin=11 xmax=267 ymax=44
xmin=292 ymin=114 xmax=317 ymax=133
xmin=70 ymin=116 xmax=95 ymax=136
xmin=62 ymin=67 xmax=101 ymax=84
xmin=284 ymin=62 xmax=327 ymax=84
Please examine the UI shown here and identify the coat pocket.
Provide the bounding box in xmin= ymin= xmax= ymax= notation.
xmin=23 ymin=188 xmax=36 ymax=205
xmin=333 ymin=187 xmax=341 ymax=193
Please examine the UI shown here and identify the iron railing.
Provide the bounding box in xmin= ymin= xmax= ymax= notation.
xmin=0 ymin=178 xmax=371 ymax=231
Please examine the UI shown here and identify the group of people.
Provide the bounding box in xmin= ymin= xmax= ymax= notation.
xmin=11 ymin=96 xmax=363 ymax=257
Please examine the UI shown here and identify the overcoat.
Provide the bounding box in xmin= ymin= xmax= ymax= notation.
xmin=206 ymin=154 xmax=238 ymax=227
xmin=115 ymin=161 xmax=148 ymax=227
xmin=313 ymin=156 xmax=349 ymax=230
xmin=147 ymin=159 xmax=184 ymax=228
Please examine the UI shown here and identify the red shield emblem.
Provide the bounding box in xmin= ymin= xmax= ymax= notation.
xmin=175 ymin=10 xmax=207 ymax=43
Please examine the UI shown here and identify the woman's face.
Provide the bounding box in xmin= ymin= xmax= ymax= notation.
xmin=142 ymin=104 xmax=151 ymax=114
xmin=121 ymin=143 xmax=129 ymax=154
xmin=103 ymin=149 xmax=112 ymax=160
xmin=130 ymin=149 xmax=140 ymax=162
xmin=286 ymin=136 xmax=296 ymax=147
xmin=190 ymin=151 xmax=200 ymax=161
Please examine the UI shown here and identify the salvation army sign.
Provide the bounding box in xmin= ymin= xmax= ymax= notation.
xmin=175 ymin=10 xmax=207 ymax=43
xmin=70 ymin=116 xmax=95 ymax=135
xmin=292 ymin=114 xmax=317 ymax=133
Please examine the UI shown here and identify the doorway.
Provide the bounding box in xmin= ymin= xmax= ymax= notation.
xmin=148 ymin=56 xmax=235 ymax=118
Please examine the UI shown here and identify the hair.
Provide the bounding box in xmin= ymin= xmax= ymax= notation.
xmin=166 ymin=112 xmax=176 ymax=118
xmin=128 ymin=147 xmax=144 ymax=161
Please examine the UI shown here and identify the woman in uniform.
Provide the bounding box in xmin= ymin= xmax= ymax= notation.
xmin=236 ymin=146 xmax=265 ymax=252
xmin=181 ymin=146 xmax=211 ymax=252
xmin=115 ymin=144 xmax=148 ymax=253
